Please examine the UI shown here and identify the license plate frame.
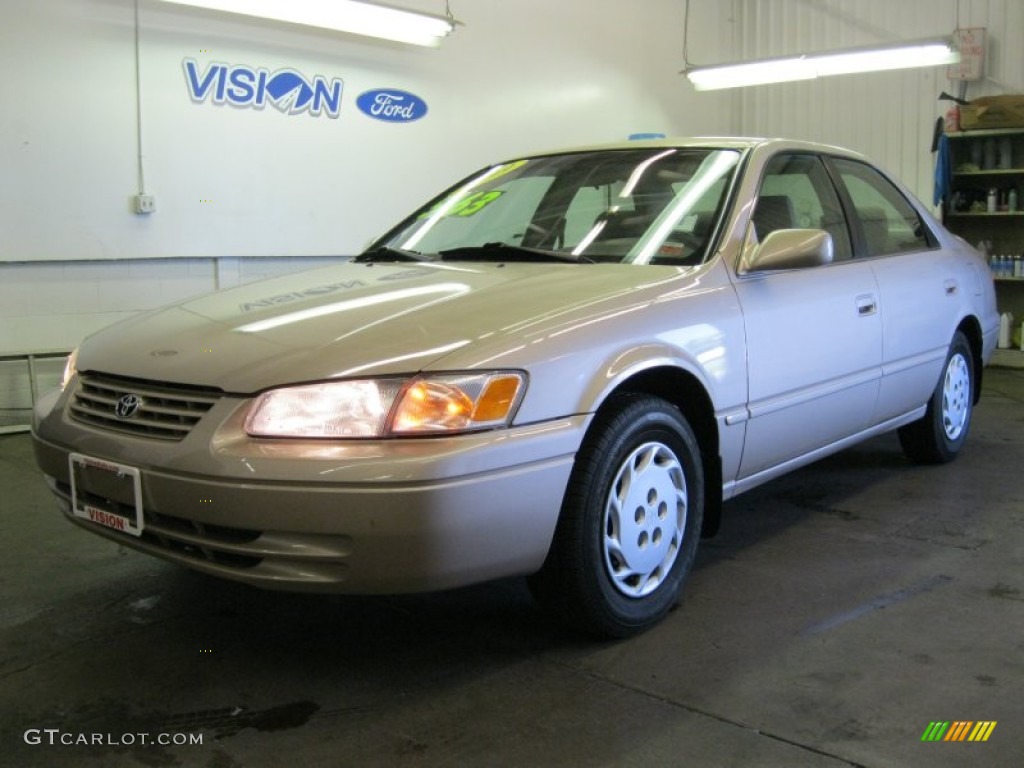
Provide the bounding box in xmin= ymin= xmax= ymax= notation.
xmin=69 ymin=453 xmax=144 ymax=537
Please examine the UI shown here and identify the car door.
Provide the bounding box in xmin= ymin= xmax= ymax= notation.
xmin=827 ymin=157 xmax=956 ymax=422
xmin=731 ymin=152 xmax=883 ymax=479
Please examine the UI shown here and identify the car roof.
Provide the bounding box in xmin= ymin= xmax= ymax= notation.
xmin=524 ymin=136 xmax=869 ymax=162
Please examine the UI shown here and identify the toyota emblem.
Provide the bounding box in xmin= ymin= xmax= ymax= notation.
xmin=115 ymin=394 xmax=142 ymax=420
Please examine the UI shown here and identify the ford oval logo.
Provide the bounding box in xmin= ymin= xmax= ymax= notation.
xmin=356 ymin=89 xmax=428 ymax=123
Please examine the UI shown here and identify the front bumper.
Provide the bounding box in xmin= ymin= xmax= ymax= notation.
xmin=32 ymin=386 xmax=585 ymax=593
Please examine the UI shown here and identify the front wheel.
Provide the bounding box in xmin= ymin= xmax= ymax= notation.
xmin=898 ymin=331 xmax=975 ymax=464
xmin=530 ymin=395 xmax=704 ymax=637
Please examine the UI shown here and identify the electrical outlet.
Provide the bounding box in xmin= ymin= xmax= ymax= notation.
xmin=134 ymin=194 xmax=156 ymax=214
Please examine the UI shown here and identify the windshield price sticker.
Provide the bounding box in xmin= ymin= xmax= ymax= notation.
xmin=450 ymin=190 xmax=505 ymax=216
xmin=69 ymin=454 xmax=145 ymax=537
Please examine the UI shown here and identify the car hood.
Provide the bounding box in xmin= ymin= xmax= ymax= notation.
xmin=76 ymin=261 xmax=696 ymax=393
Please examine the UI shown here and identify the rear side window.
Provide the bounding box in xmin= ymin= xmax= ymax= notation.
xmin=831 ymin=158 xmax=934 ymax=257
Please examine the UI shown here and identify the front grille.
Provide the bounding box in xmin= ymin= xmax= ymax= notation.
xmin=70 ymin=373 xmax=221 ymax=441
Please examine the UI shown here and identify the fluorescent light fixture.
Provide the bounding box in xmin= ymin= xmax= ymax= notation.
xmin=685 ymin=38 xmax=959 ymax=91
xmin=156 ymin=0 xmax=458 ymax=47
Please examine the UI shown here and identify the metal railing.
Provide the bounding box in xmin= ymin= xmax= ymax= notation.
xmin=0 ymin=350 xmax=69 ymax=435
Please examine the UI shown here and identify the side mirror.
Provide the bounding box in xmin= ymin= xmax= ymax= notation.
xmin=740 ymin=229 xmax=834 ymax=274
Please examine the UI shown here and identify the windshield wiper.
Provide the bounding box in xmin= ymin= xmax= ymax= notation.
xmin=353 ymin=246 xmax=434 ymax=263
xmin=438 ymin=242 xmax=594 ymax=264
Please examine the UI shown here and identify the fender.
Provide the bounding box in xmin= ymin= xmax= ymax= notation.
xmin=577 ymin=343 xmax=714 ymax=416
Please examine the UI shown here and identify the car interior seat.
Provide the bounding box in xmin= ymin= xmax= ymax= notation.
xmin=752 ymin=195 xmax=796 ymax=240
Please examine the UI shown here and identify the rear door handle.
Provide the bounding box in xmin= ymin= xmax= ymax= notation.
xmin=856 ymin=294 xmax=877 ymax=316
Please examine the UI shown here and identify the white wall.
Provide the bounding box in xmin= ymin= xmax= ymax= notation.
xmin=724 ymin=0 xmax=1024 ymax=207
xmin=0 ymin=0 xmax=737 ymax=416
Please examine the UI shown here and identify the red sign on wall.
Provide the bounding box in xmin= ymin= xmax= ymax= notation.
xmin=948 ymin=28 xmax=985 ymax=81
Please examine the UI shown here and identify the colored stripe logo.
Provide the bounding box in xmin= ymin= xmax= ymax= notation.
xmin=921 ymin=721 xmax=997 ymax=742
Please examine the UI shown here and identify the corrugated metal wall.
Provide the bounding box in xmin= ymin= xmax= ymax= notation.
xmin=730 ymin=0 xmax=1024 ymax=206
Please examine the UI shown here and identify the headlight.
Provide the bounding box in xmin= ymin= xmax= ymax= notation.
xmin=60 ymin=348 xmax=79 ymax=390
xmin=244 ymin=372 xmax=526 ymax=439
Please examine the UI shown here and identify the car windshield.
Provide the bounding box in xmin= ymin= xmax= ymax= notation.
xmin=375 ymin=147 xmax=742 ymax=266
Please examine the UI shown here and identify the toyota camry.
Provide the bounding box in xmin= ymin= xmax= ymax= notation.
xmin=32 ymin=137 xmax=999 ymax=636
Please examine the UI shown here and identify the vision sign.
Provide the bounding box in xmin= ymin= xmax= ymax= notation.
xmin=183 ymin=59 xmax=343 ymax=118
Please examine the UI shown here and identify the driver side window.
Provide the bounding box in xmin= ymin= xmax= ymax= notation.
xmin=754 ymin=154 xmax=853 ymax=262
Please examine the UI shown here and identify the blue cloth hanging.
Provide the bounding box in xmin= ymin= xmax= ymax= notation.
xmin=934 ymin=133 xmax=952 ymax=207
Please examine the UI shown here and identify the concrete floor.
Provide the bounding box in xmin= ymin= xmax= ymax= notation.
xmin=2 ymin=370 xmax=1022 ymax=768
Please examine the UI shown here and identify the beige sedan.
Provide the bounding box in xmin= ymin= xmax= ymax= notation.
xmin=33 ymin=138 xmax=999 ymax=636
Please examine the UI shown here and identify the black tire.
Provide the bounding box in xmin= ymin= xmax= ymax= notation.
xmin=898 ymin=331 xmax=974 ymax=464
xmin=529 ymin=395 xmax=704 ymax=638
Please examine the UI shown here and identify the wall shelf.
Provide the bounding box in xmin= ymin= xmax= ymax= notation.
xmin=953 ymin=169 xmax=1024 ymax=176
xmin=992 ymin=348 xmax=1024 ymax=368
xmin=947 ymin=128 xmax=1024 ymax=138
xmin=942 ymin=127 xmax=1024 ymax=323
xmin=947 ymin=211 xmax=1024 ymax=217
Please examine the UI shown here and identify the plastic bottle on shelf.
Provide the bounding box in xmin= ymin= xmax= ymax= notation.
xmin=945 ymin=105 xmax=960 ymax=133
xmin=999 ymin=137 xmax=1012 ymax=170
xmin=1015 ymin=255 xmax=1024 ymax=278
xmin=987 ymin=188 xmax=998 ymax=213
xmin=1010 ymin=187 xmax=1019 ymax=213
xmin=998 ymin=313 xmax=1013 ymax=348
xmin=984 ymin=137 xmax=997 ymax=169
xmin=971 ymin=140 xmax=983 ymax=167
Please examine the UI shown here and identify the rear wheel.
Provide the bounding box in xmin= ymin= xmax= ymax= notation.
xmin=898 ymin=331 xmax=974 ymax=464
xmin=530 ymin=395 xmax=704 ymax=637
